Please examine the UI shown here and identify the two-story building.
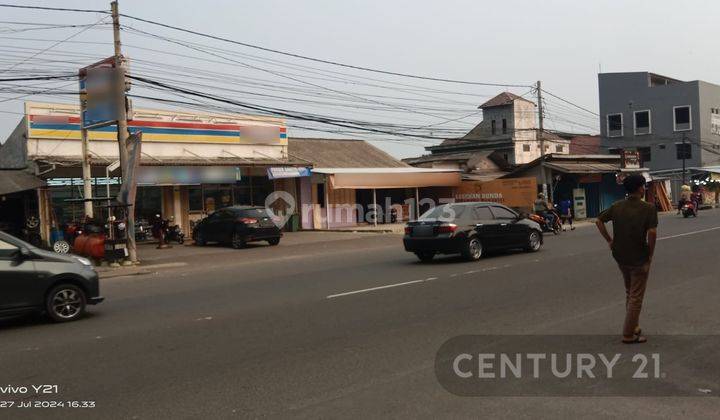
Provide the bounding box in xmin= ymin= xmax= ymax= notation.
xmin=598 ymin=72 xmax=720 ymax=177
xmin=404 ymin=92 xmax=571 ymax=176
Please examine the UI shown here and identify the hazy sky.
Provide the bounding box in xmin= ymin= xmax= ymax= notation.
xmin=2 ymin=0 xmax=719 ymax=158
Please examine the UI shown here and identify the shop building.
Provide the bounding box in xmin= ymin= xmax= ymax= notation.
xmin=1 ymin=104 xmax=464 ymax=243
xmin=1 ymin=102 xmax=306 ymax=244
xmin=500 ymin=154 xmax=630 ymax=218
xmin=288 ymin=138 xmax=461 ymax=228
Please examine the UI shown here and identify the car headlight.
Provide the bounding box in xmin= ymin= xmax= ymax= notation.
xmin=73 ymin=256 xmax=93 ymax=267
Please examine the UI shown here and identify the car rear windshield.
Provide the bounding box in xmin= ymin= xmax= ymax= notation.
xmin=236 ymin=208 xmax=270 ymax=218
xmin=419 ymin=204 xmax=464 ymax=221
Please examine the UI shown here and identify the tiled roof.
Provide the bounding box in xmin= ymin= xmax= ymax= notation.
xmin=288 ymin=138 xmax=408 ymax=168
xmin=478 ymin=92 xmax=535 ymax=109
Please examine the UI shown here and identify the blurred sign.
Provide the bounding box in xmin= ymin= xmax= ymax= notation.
xmin=267 ymin=167 xmax=310 ymax=179
xmin=622 ymin=151 xmax=640 ymax=169
xmin=79 ymin=57 xmax=118 ymax=129
xmin=712 ymin=113 xmax=720 ymax=135
xmin=454 ymin=177 xmax=536 ymax=209
xmin=117 ymin=132 xmax=142 ymax=205
xmin=573 ymin=188 xmax=587 ymax=219
xmin=137 ymin=166 xmax=240 ymax=185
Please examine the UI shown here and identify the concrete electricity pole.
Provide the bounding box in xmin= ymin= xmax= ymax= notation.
xmin=111 ymin=1 xmax=137 ymax=263
xmin=536 ymin=80 xmax=545 ymax=156
xmin=681 ymin=133 xmax=687 ymax=185
xmin=80 ymin=127 xmax=93 ymax=218
xmin=536 ymin=80 xmax=549 ymax=199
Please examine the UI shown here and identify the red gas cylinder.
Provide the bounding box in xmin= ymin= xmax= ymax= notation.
xmin=73 ymin=235 xmax=89 ymax=256
xmin=86 ymin=234 xmax=106 ymax=259
xmin=73 ymin=234 xmax=106 ymax=259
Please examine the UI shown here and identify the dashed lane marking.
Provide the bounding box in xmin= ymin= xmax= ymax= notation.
xmin=327 ymin=278 xmax=430 ymax=299
xmin=325 ymin=225 xmax=720 ymax=299
xmin=658 ymin=226 xmax=720 ymax=241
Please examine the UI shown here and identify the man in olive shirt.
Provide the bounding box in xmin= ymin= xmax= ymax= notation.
xmin=596 ymin=174 xmax=658 ymax=344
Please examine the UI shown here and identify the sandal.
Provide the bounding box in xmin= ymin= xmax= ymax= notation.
xmin=622 ymin=335 xmax=647 ymax=344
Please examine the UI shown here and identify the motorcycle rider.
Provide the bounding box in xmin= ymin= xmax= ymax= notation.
xmin=678 ymin=185 xmax=692 ymax=214
xmin=534 ymin=193 xmax=557 ymax=228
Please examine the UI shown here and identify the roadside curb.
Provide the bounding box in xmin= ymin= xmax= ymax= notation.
xmin=317 ymin=229 xmax=398 ymax=234
xmin=97 ymin=262 xmax=188 ymax=279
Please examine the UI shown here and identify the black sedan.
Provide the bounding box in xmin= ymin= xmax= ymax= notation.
xmin=193 ymin=206 xmax=282 ymax=249
xmin=403 ymin=202 xmax=542 ymax=262
xmin=0 ymin=230 xmax=104 ymax=322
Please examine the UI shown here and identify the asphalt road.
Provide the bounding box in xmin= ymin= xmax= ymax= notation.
xmin=2 ymin=210 xmax=720 ymax=419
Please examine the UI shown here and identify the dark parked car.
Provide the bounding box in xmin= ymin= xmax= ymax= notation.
xmin=403 ymin=202 xmax=542 ymax=262
xmin=193 ymin=206 xmax=282 ymax=248
xmin=0 ymin=230 xmax=104 ymax=322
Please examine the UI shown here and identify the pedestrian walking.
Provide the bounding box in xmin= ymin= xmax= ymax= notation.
xmin=595 ymin=174 xmax=658 ymax=344
xmin=559 ymin=196 xmax=574 ymax=231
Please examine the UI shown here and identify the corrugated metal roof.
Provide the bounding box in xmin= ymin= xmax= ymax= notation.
xmin=461 ymin=171 xmax=508 ymax=181
xmin=403 ymin=151 xmax=490 ymax=164
xmin=0 ymin=169 xmax=46 ymax=195
xmin=312 ymin=167 xmax=460 ymax=174
xmin=543 ymin=162 xmax=620 ymax=174
xmin=34 ymin=156 xmax=306 ymax=167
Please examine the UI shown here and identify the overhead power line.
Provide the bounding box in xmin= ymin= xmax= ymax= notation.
xmin=0 ymin=15 xmax=108 ymax=75
xmin=0 ymin=4 xmax=109 ymax=14
xmin=540 ymin=88 xmax=599 ymax=116
xmin=118 ymin=13 xmax=531 ymax=88
xmin=0 ymin=74 xmax=76 ymax=82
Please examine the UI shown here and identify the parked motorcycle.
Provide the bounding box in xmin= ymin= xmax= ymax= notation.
xmin=135 ymin=218 xmax=150 ymax=242
xmin=151 ymin=215 xmax=184 ymax=244
xmin=165 ymin=223 xmax=185 ymax=244
xmin=681 ymin=200 xmax=698 ymax=218
xmin=528 ymin=210 xmax=562 ymax=235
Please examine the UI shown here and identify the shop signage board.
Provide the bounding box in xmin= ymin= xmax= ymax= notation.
xmin=454 ymin=177 xmax=536 ymax=210
xmin=267 ymin=167 xmax=311 ymax=179
xmin=136 ymin=166 xmax=241 ymax=185
xmin=117 ymin=132 xmax=142 ymax=205
xmin=573 ymin=188 xmax=587 ymax=219
xmin=27 ymin=115 xmax=288 ymax=145
xmin=621 ymin=151 xmax=640 ymax=169
xmin=79 ymin=57 xmax=118 ymax=129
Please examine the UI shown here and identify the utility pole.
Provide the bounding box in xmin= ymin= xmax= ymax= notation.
xmin=111 ymin=1 xmax=137 ymax=263
xmin=681 ymin=133 xmax=687 ymax=185
xmin=536 ymin=80 xmax=549 ymax=200
xmin=80 ymin=127 xmax=93 ymax=218
xmin=537 ymin=80 xmax=545 ymax=156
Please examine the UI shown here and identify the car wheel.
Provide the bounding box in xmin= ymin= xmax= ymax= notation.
xmin=461 ymin=237 xmax=483 ymax=261
xmin=526 ymin=230 xmax=542 ymax=252
xmin=231 ymin=232 xmax=246 ymax=249
xmin=267 ymin=237 xmax=280 ymax=246
xmin=46 ymin=284 xmax=86 ymax=322
xmin=415 ymin=251 xmax=435 ymax=262
xmin=194 ymin=231 xmax=206 ymax=246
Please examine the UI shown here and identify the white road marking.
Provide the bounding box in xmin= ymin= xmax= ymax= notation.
xmin=658 ymin=226 xmax=720 ymax=241
xmin=327 ymin=278 xmax=434 ymax=299
xmin=325 ymin=225 xmax=720 ymax=300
